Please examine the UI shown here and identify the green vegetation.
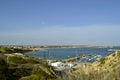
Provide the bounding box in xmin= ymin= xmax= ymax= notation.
xmin=57 ymin=51 xmax=120 ymax=80
xmin=20 ymin=68 xmax=55 ymax=80
xmin=9 ymin=56 xmax=27 ymax=64
xmin=0 ymin=58 xmax=8 ymax=80
xmin=8 ymin=56 xmax=40 ymax=64
xmin=117 ymin=51 xmax=120 ymax=56
xmin=0 ymin=46 xmax=56 ymax=80
xmin=0 ymin=46 xmax=120 ymax=80
xmin=99 ymin=58 xmax=106 ymax=64
xmin=112 ymin=53 xmax=116 ymax=56
xmin=0 ymin=47 xmax=32 ymax=54
xmin=0 ymin=57 xmax=32 ymax=80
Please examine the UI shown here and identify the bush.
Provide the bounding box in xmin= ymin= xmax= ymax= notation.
xmin=8 ymin=56 xmax=27 ymax=64
xmin=0 ymin=58 xmax=9 ymax=80
xmin=13 ymin=68 xmax=31 ymax=78
xmin=0 ymin=58 xmax=8 ymax=70
xmin=99 ymin=58 xmax=106 ymax=64
xmin=112 ymin=53 xmax=116 ymax=56
xmin=20 ymin=68 xmax=54 ymax=80
xmin=26 ymin=58 xmax=40 ymax=64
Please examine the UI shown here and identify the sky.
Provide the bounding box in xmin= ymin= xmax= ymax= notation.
xmin=0 ymin=0 xmax=120 ymax=46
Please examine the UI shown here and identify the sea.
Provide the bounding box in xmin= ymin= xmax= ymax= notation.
xmin=25 ymin=46 xmax=120 ymax=62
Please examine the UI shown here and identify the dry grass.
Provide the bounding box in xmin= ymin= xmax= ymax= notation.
xmin=57 ymin=51 xmax=120 ymax=80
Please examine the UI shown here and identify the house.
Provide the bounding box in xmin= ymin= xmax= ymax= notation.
xmin=67 ymin=63 xmax=74 ymax=68
xmin=51 ymin=62 xmax=74 ymax=68
xmin=51 ymin=62 xmax=65 ymax=67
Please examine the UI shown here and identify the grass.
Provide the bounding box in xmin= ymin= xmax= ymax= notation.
xmin=57 ymin=51 xmax=120 ymax=80
xmin=0 ymin=46 xmax=120 ymax=80
xmin=0 ymin=46 xmax=57 ymax=80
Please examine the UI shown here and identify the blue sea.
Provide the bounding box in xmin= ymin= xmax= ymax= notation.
xmin=25 ymin=47 xmax=120 ymax=62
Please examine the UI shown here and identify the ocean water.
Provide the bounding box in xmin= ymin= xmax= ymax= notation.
xmin=25 ymin=47 xmax=120 ymax=61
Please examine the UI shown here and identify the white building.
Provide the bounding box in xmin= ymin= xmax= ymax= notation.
xmin=51 ymin=62 xmax=65 ymax=67
xmin=67 ymin=63 xmax=74 ymax=68
xmin=51 ymin=62 xmax=74 ymax=68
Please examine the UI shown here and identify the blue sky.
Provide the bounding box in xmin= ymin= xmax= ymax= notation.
xmin=0 ymin=0 xmax=120 ymax=46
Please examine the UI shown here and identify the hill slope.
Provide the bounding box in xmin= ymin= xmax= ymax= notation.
xmin=58 ymin=51 xmax=120 ymax=80
xmin=0 ymin=47 xmax=56 ymax=80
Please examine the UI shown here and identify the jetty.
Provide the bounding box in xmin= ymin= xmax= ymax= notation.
xmin=63 ymin=54 xmax=94 ymax=62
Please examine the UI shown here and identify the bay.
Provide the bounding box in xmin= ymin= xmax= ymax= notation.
xmin=25 ymin=47 xmax=120 ymax=61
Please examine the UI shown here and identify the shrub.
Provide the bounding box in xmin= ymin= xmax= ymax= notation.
xmin=0 ymin=58 xmax=8 ymax=70
xmin=26 ymin=58 xmax=40 ymax=64
xmin=13 ymin=68 xmax=31 ymax=78
xmin=0 ymin=58 xmax=9 ymax=80
xmin=99 ymin=58 xmax=106 ymax=64
xmin=8 ymin=56 xmax=27 ymax=64
xmin=112 ymin=53 xmax=116 ymax=56
xmin=20 ymin=68 xmax=54 ymax=80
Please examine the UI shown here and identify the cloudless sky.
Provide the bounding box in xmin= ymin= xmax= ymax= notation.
xmin=0 ymin=0 xmax=120 ymax=46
